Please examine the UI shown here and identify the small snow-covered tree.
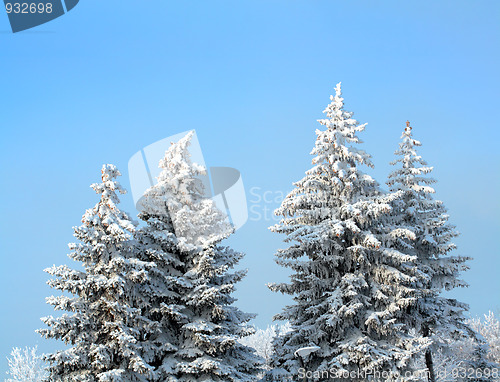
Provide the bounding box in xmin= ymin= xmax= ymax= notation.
xmin=133 ymin=131 xmax=261 ymax=381
xmin=5 ymin=346 xmax=48 ymax=382
xmin=386 ymin=121 xmax=490 ymax=381
xmin=268 ymin=84 xmax=429 ymax=381
xmin=469 ymin=312 xmax=500 ymax=366
xmin=39 ymin=164 xmax=155 ymax=381
xmin=239 ymin=323 xmax=292 ymax=366
xmin=412 ymin=313 xmax=500 ymax=381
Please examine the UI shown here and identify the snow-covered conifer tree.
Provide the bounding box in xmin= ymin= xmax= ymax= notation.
xmin=386 ymin=121 xmax=493 ymax=381
xmin=39 ymin=165 xmax=155 ymax=381
xmin=268 ymin=84 xmax=428 ymax=381
xmin=134 ymin=131 xmax=261 ymax=381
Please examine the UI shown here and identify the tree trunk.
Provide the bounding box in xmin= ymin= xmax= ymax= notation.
xmin=425 ymin=349 xmax=436 ymax=382
xmin=297 ymin=356 xmax=307 ymax=382
xmin=422 ymin=324 xmax=436 ymax=382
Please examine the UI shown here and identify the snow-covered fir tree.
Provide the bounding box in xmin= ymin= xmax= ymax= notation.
xmin=386 ymin=121 xmax=493 ymax=381
xmin=39 ymin=164 xmax=156 ymax=381
xmin=268 ymin=84 xmax=429 ymax=381
xmin=133 ymin=131 xmax=261 ymax=381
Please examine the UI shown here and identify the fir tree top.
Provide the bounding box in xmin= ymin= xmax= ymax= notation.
xmin=387 ymin=120 xmax=437 ymax=196
xmin=387 ymin=121 xmax=459 ymax=261
xmin=139 ymin=131 xmax=233 ymax=253
xmin=314 ymin=82 xmax=373 ymax=173
xmin=274 ymin=82 xmax=383 ymax=239
xmin=74 ymin=164 xmax=136 ymax=267
xmin=83 ymin=164 xmax=136 ymax=242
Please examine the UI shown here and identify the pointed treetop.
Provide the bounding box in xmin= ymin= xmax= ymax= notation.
xmin=101 ymin=164 xmax=121 ymax=182
xmin=333 ymin=81 xmax=342 ymax=98
xmin=156 ymin=130 xmax=206 ymax=205
xmin=85 ymin=164 xmax=134 ymax=233
xmin=140 ymin=131 xmax=233 ymax=251
xmin=312 ymin=82 xmax=372 ymax=170
xmin=326 ymin=82 xmax=344 ymax=118
xmin=92 ymin=164 xmax=127 ymax=201
xmin=405 ymin=120 xmax=412 ymax=133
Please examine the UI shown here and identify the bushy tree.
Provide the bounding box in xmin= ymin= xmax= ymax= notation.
xmin=469 ymin=312 xmax=500 ymax=366
xmin=5 ymin=346 xmax=48 ymax=382
xmin=39 ymin=164 xmax=154 ymax=381
xmin=411 ymin=313 xmax=500 ymax=381
xmin=133 ymin=131 xmax=261 ymax=381
xmin=268 ymin=84 xmax=429 ymax=381
xmin=239 ymin=323 xmax=292 ymax=367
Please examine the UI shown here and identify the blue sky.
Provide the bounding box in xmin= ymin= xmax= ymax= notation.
xmin=1 ymin=0 xmax=499 ymax=374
